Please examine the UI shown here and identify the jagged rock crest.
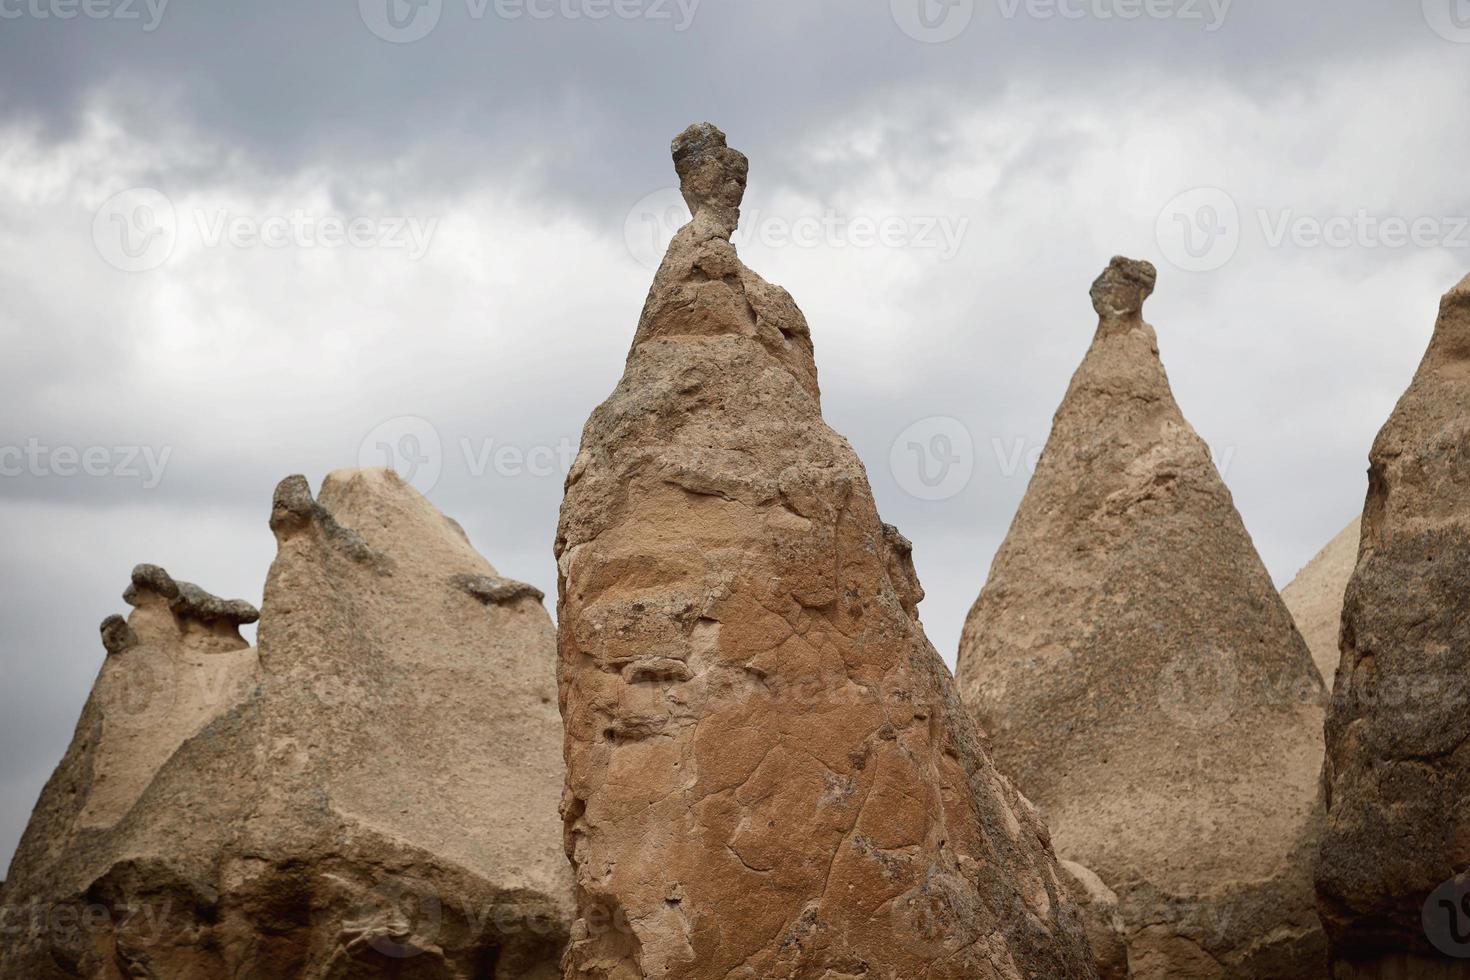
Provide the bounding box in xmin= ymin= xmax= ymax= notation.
xmin=1 ymin=469 xmax=571 ymax=979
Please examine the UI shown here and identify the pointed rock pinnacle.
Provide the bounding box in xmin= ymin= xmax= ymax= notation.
xmin=1089 ymin=255 xmax=1156 ymax=321
xmin=672 ymin=122 xmax=748 ymax=238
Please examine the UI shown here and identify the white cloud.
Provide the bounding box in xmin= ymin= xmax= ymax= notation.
xmin=2 ymin=42 xmax=1469 ymax=872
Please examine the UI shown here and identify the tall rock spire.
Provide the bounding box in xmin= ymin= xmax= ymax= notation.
xmin=1317 ymin=272 xmax=1470 ymax=975
xmin=554 ymin=123 xmax=1099 ymax=978
xmin=955 ymin=257 xmax=1329 ymax=978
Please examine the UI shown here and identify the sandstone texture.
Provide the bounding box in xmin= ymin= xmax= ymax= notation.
xmin=553 ymin=123 xmax=1098 ymax=980
xmin=1 ymin=468 xmax=570 ymax=978
xmin=1317 ymin=273 xmax=1470 ymax=977
xmin=955 ymin=257 xmax=1330 ymax=979
xmin=1282 ymin=518 xmax=1361 ymax=685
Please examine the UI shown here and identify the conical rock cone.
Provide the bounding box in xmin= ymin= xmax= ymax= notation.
xmin=1317 ymin=272 xmax=1470 ymax=978
xmin=553 ymin=123 xmax=1098 ymax=980
xmin=1282 ymin=517 xmax=1361 ymax=686
xmin=955 ymin=258 xmax=1329 ymax=979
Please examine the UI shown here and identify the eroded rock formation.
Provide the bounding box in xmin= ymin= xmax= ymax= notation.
xmin=1317 ymin=273 xmax=1470 ymax=978
xmin=553 ymin=123 xmax=1098 ymax=979
xmin=1282 ymin=518 xmax=1361 ymax=685
xmin=1 ymin=468 xmax=570 ymax=978
xmin=955 ymin=257 xmax=1329 ymax=979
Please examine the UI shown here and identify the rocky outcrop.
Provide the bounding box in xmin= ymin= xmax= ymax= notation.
xmin=1317 ymin=273 xmax=1470 ymax=977
xmin=1 ymin=468 xmax=571 ymax=978
xmin=955 ymin=258 xmax=1329 ymax=979
xmin=553 ymin=123 xmax=1099 ymax=979
xmin=1281 ymin=518 xmax=1361 ymax=685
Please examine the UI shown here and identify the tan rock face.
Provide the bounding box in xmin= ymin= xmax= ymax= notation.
xmin=554 ymin=123 xmax=1098 ymax=980
xmin=1 ymin=468 xmax=571 ymax=979
xmin=1281 ymin=518 xmax=1361 ymax=686
xmin=954 ymin=258 xmax=1329 ymax=979
xmin=1317 ymin=273 xmax=1470 ymax=976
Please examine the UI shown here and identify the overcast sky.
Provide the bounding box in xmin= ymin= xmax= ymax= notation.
xmin=3 ymin=0 xmax=1469 ymax=873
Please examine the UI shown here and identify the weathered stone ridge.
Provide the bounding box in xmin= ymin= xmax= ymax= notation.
xmin=955 ymin=257 xmax=1329 ymax=978
xmin=554 ymin=123 xmax=1098 ymax=979
xmin=1 ymin=469 xmax=571 ymax=978
xmin=1317 ymin=272 xmax=1470 ymax=976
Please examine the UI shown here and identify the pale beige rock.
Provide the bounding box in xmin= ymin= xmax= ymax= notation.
xmin=1 ymin=468 xmax=571 ymax=978
xmin=1281 ymin=518 xmax=1361 ymax=685
xmin=1317 ymin=273 xmax=1470 ymax=978
xmin=955 ymin=258 xmax=1330 ymax=979
xmin=554 ymin=123 xmax=1098 ymax=980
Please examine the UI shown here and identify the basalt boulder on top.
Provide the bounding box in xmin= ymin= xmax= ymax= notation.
xmin=552 ymin=122 xmax=1098 ymax=979
xmin=1317 ymin=273 xmax=1470 ymax=978
xmin=955 ymin=257 xmax=1330 ymax=979
xmin=0 ymin=468 xmax=571 ymax=979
